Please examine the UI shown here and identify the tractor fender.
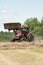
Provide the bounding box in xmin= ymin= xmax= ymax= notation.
xmin=28 ymin=32 xmax=32 ymax=35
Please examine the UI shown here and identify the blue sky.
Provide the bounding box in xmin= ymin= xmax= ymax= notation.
xmin=0 ymin=0 xmax=43 ymax=31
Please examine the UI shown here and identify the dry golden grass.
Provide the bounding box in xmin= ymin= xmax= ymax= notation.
xmin=0 ymin=48 xmax=43 ymax=65
xmin=0 ymin=40 xmax=43 ymax=65
xmin=0 ymin=40 xmax=43 ymax=50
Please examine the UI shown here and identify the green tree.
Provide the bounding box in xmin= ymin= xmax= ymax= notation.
xmin=41 ymin=17 xmax=43 ymax=26
xmin=24 ymin=18 xmax=39 ymax=31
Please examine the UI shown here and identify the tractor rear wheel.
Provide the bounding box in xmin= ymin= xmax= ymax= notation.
xmin=27 ymin=34 xmax=34 ymax=42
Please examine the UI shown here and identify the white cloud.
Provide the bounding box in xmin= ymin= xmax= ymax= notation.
xmin=0 ymin=7 xmax=15 ymax=14
xmin=1 ymin=9 xmax=7 ymax=13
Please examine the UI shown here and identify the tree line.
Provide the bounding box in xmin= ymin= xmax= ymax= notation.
xmin=24 ymin=17 xmax=43 ymax=37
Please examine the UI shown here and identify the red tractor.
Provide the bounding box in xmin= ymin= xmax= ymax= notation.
xmin=4 ymin=23 xmax=34 ymax=42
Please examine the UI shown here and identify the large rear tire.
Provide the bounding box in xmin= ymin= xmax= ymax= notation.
xmin=27 ymin=35 xmax=34 ymax=42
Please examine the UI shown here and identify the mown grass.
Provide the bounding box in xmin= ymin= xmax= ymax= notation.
xmin=0 ymin=48 xmax=43 ymax=65
xmin=0 ymin=60 xmax=6 ymax=65
xmin=0 ymin=41 xmax=43 ymax=65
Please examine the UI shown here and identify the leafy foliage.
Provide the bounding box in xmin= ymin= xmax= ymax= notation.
xmin=0 ymin=31 xmax=15 ymax=42
xmin=24 ymin=18 xmax=40 ymax=31
xmin=24 ymin=17 xmax=43 ymax=37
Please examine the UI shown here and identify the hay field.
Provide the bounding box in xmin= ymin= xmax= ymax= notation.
xmin=0 ymin=40 xmax=43 ymax=65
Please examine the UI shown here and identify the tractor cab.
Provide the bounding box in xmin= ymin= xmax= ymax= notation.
xmin=13 ymin=26 xmax=30 ymax=40
xmin=15 ymin=30 xmax=24 ymax=38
